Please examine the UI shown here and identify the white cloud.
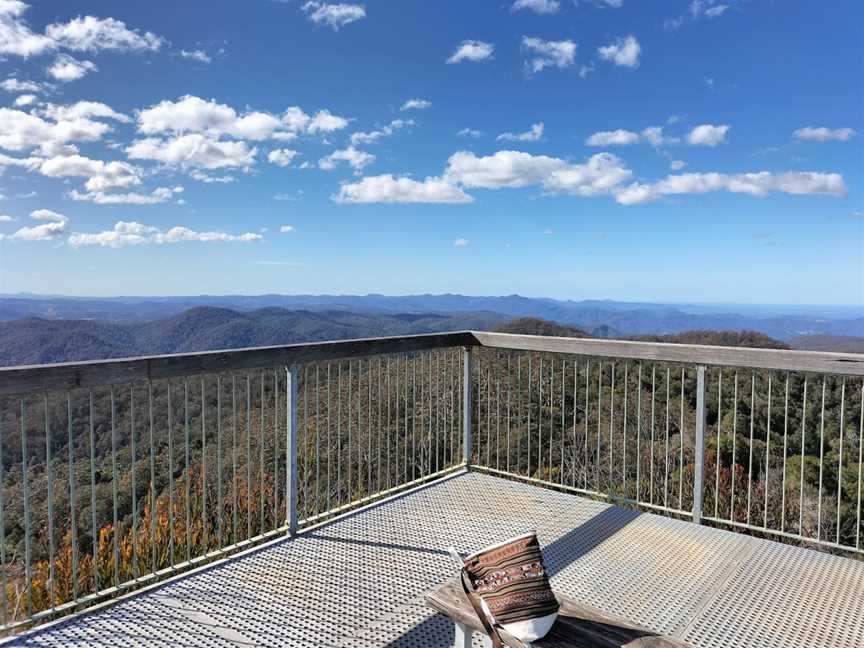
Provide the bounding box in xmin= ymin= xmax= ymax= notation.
xmin=0 ymin=77 xmax=40 ymax=92
xmin=302 ymin=2 xmax=366 ymax=30
xmin=319 ymin=145 xmax=374 ymax=171
xmin=179 ymin=49 xmax=211 ymax=63
xmin=447 ymin=40 xmax=494 ymax=64
xmin=512 ymin=0 xmax=559 ymax=13
xmin=542 ymin=153 xmax=633 ymax=196
xmin=38 ymin=153 xmax=141 ymax=191
xmin=0 ymin=1 xmax=55 ymax=56
xmin=793 ymin=127 xmax=856 ymax=142
xmin=615 ymin=171 xmax=846 ymax=205
xmin=68 ymin=220 xmax=262 ymax=248
xmin=334 ymin=174 xmax=473 ymax=204
xmin=686 ymin=123 xmax=730 ymax=146
xmin=586 ymin=129 xmax=640 ymax=146
xmin=598 ymin=35 xmax=640 ymax=67
xmin=136 ymin=95 xmax=286 ymax=141
xmin=666 ymin=0 xmax=732 ymax=29
xmin=497 ymin=122 xmax=544 ymax=142
xmin=45 ymin=15 xmax=164 ymax=52
xmin=445 ymin=150 xmax=567 ymax=189
xmin=69 ymin=185 xmax=183 ymax=204
xmin=0 ymin=214 xmax=13 ymax=221
xmin=0 ymin=107 xmax=115 ymax=155
xmin=12 ymin=93 xmax=35 ymax=106
xmin=41 ymin=100 xmax=130 ymax=123
xmin=280 ymin=225 xmax=295 ymax=233
xmin=268 ymin=148 xmax=300 ymax=167
xmin=522 ymin=37 xmax=576 ymax=74
xmin=350 ymin=118 xmax=413 ymax=145
xmin=453 ymin=238 xmax=470 ymax=248
xmin=127 ymin=133 xmax=257 ymax=169
xmin=47 ymin=54 xmax=97 ymax=81
xmin=670 ymin=160 xmax=686 ymax=170
xmin=457 ymin=128 xmax=483 ymax=138
xmin=306 ymin=109 xmax=349 ymax=133
xmin=400 ymin=98 xmax=431 ymax=112
xmin=2 ymin=208 xmax=67 ymax=241
xmin=189 ymin=170 xmax=234 ymax=183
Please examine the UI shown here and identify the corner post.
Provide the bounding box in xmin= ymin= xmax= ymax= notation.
xmin=462 ymin=347 xmax=473 ymax=467
xmin=286 ymin=365 xmax=299 ymax=535
xmin=692 ymin=364 xmax=707 ymax=524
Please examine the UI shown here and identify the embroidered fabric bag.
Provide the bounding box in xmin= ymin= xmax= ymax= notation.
xmin=454 ymin=531 xmax=558 ymax=646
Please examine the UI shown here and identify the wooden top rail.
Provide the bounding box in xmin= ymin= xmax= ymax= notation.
xmin=0 ymin=329 xmax=861 ymax=396
xmin=472 ymin=331 xmax=864 ymax=377
xmin=0 ymin=331 xmax=476 ymax=396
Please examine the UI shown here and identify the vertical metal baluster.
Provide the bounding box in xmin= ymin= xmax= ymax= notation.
xmin=622 ymin=364 xmax=628 ymax=491
xmin=338 ymin=363 xmax=343 ymax=506
xmin=348 ymin=362 xmax=353 ymax=501
xmin=538 ymin=356 xmax=543 ymax=477
xmin=120 ymin=389 xmax=127 ymax=582
xmin=435 ymin=353 xmax=440 ymax=475
xmin=596 ymin=363 xmax=602 ymax=490
xmin=378 ymin=358 xmax=383 ymax=490
xmin=232 ymin=376 xmax=237 ymax=544
xmin=303 ymin=367 xmax=308 ymax=517
xmin=856 ymin=381 xmax=863 ymax=550
xmin=286 ymin=366 xmax=298 ymax=534
xmin=66 ymin=387 xmax=79 ymax=601
xmin=386 ymin=357 xmax=391 ymax=488
xmin=45 ymin=394 xmax=56 ymax=607
xmin=200 ymin=379 xmax=207 ymax=551
xmin=167 ymin=383 xmax=175 ymax=565
xmin=325 ymin=365 xmax=331 ymax=512
xmin=411 ymin=355 xmax=420 ymax=481
xmin=573 ymin=360 xmax=578 ymax=489
xmin=836 ymin=379 xmax=846 ymax=544
xmin=715 ymin=371 xmax=723 ymax=518
xmin=780 ymin=374 xmax=789 ymax=533
xmin=635 ymin=365 xmax=641 ymax=502
xmin=517 ymin=356 xmax=523 ymax=476
xmin=526 ymin=355 xmax=532 ymax=476
xmin=584 ymin=360 xmax=590 ymax=490
xmin=764 ymin=375 xmax=773 ymax=529
xmin=746 ymin=373 xmax=755 ymax=525
xmin=649 ymin=366 xmax=656 ymax=504
xmin=149 ymin=382 xmax=156 ymax=571
xmin=664 ymin=368 xmax=670 ymax=509
xmin=109 ymin=385 xmax=120 ymax=588
xmin=609 ymin=364 xmax=615 ymax=492
xmin=678 ymin=369 xmax=685 ymax=511
xmin=560 ymin=358 xmax=565 ymax=486
xmin=404 ymin=356 xmax=409 ymax=479
xmin=497 ymin=353 xmax=502 ymax=472
xmin=731 ymin=373 xmax=739 ymax=522
xmin=548 ymin=357 xmax=553 ymax=479
xmin=215 ymin=378 xmax=222 ymax=545
xmin=817 ymin=378 xmax=827 ymax=541
xmin=274 ymin=370 xmax=279 ymax=526
xmin=260 ymin=372 xmax=266 ymax=529
xmin=184 ymin=381 xmax=191 ymax=562
xmin=368 ymin=358 xmax=373 ymax=492
xmin=486 ymin=358 xmax=491 ymax=469
xmin=89 ymin=391 xmax=98 ymax=591
xmin=507 ymin=355 xmax=512 ymax=474
xmin=20 ymin=400 xmax=32 ymax=616
xmin=246 ymin=374 xmax=252 ymax=537
xmin=0 ymin=409 xmax=6 ymax=624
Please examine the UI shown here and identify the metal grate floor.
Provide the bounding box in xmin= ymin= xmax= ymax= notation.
xmin=6 ymin=471 xmax=864 ymax=647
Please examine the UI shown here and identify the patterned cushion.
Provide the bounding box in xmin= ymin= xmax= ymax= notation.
xmin=462 ymin=531 xmax=559 ymax=642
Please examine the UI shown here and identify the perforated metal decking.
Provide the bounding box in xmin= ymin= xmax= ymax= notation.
xmin=6 ymin=472 xmax=864 ymax=648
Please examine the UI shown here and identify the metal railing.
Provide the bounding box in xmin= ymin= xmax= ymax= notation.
xmin=0 ymin=330 xmax=861 ymax=635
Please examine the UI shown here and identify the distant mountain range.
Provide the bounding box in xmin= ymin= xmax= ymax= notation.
xmin=0 ymin=307 xmax=508 ymax=366
xmin=1 ymin=293 xmax=860 ymax=341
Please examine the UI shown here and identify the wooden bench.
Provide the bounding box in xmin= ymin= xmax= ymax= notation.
xmin=425 ymin=580 xmax=694 ymax=648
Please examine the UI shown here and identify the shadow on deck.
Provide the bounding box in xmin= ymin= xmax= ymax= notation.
xmin=6 ymin=471 xmax=864 ymax=648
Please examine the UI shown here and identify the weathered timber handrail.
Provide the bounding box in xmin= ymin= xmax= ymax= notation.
xmin=0 ymin=331 xmax=476 ymax=396
xmin=1 ymin=329 xmax=862 ymax=397
xmin=472 ymin=331 xmax=864 ymax=376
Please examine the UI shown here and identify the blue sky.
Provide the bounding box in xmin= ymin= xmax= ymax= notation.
xmin=0 ymin=0 xmax=860 ymax=305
